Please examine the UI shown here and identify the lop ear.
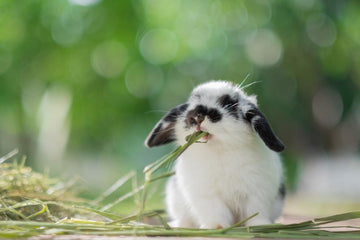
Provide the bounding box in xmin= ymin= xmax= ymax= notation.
xmin=145 ymin=103 xmax=189 ymax=148
xmin=243 ymin=104 xmax=285 ymax=152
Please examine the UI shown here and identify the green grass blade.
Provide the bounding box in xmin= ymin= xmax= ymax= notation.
xmin=76 ymin=206 xmax=123 ymax=221
xmin=149 ymin=172 xmax=175 ymax=183
xmin=27 ymin=204 xmax=48 ymax=219
xmin=110 ymin=209 xmax=165 ymax=224
xmin=100 ymin=185 xmax=144 ymax=211
xmin=0 ymin=149 xmax=18 ymax=164
xmin=91 ymin=171 xmax=136 ymax=205
xmin=314 ymin=211 xmax=360 ymax=223
xmin=221 ymin=212 xmax=259 ymax=233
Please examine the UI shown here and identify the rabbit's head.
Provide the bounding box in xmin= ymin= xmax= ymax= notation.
xmin=145 ymin=81 xmax=284 ymax=152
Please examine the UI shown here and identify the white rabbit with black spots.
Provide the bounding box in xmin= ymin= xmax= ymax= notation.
xmin=145 ymin=81 xmax=285 ymax=229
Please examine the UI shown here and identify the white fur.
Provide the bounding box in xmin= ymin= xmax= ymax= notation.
xmin=163 ymin=81 xmax=284 ymax=228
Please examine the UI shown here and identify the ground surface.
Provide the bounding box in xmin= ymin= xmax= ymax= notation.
xmin=31 ymin=237 xmax=247 ymax=240
xmin=25 ymin=214 xmax=360 ymax=240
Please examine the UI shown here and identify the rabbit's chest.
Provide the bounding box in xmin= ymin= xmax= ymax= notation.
xmin=177 ymin=148 xmax=274 ymax=192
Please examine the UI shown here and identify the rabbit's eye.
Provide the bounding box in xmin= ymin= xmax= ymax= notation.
xmin=224 ymin=103 xmax=235 ymax=109
xmin=208 ymin=108 xmax=222 ymax=122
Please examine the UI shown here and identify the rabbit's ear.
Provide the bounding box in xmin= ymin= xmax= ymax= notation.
xmin=145 ymin=103 xmax=188 ymax=148
xmin=243 ymin=104 xmax=285 ymax=152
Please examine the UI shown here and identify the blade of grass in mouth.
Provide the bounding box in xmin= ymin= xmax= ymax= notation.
xmin=141 ymin=131 xmax=209 ymax=212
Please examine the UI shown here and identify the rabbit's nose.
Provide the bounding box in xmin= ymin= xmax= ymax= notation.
xmin=195 ymin=113 xmax=205 ymax=131
xmin=186 ymin=105 xmax=208 ymax=126
xmin=189 ymin=113 xmax=204 ymax=125
xmin=195 ymin=113 xmax=205 ymax=124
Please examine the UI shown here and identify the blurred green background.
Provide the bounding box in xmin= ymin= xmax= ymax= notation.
xmin=1 ymin=0 xmax=360 ymax=212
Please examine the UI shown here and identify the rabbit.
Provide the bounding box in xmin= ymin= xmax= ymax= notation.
xmin=145 ymin=80 xmax=285 ymax=229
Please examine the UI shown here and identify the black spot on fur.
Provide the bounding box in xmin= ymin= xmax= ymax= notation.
xmin=244 ymin=108 xmax=257 ymax=122
xmin=244 ymin=104 xmax=285 ymax=152
xmin=218 ymin=94 xmax=237 ymax=108
xmin=179 ymin=103 xmax=189 ymax=112
xmin=208 ymin=108 xmax=222 ymax=122
xmin=146 ymin=103 xmax=189 ymax=147
xmin=147 ymin=123 xmax=162 ymax=145
xmin=146 ymin=122 xmax=176 ymax=147
xmin=185 ymin=105 xmax=223 ymax=126
xmin=194 ymin=105 xmax=208 ymax=116
xmin=164 ymin=103 xmax=189 ymax=122
xmin=279 ymin=183 xmax=286 ymax=199
xmin=217 ymin=94 xmax=239 ymax=119
xmin=186 ymin=105 xmax=207 ymax=127
xmin=159 ymin=135 xmax=176 ymax=145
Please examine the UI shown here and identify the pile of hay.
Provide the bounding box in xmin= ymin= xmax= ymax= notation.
xmin=0 ymin=150 xmax=93 ymax=222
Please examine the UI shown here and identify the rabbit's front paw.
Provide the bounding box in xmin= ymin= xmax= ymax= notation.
xmin=192 ymin=197 xmax=234 ymax=229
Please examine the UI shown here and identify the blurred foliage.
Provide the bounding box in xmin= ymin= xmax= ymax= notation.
xmin=0 ymin=0 xmax=360 ymax=190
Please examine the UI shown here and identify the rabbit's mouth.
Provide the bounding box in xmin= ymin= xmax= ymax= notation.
xmin=196 ymin=126 xmax=212 ymax=141
xmin=202 ymin=133 xmax=212 ymax=141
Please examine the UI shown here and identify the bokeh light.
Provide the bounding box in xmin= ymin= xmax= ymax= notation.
xmin=312 ymin=87 xmax=343 ymax=129
xmin=69 ymin=0 xmax=101 ymax=6
xmin=125 ymin=61 xmax=164 ymax=98
xmin=245 ymin=29 xmax=283 ymax=67
xmin=306 ymin=13 xmax=337 ymax=47
xmin=140 ymin=29 xmax=178 ymax=65
xmin=91 ymin=41 xmax=129 ymax=78
xmin=51 ymin=7 xmax=85 ymax=46
xmin=36 ymin=86 xmax=72 ymax=169
xmin=174 ymin=16 xmax=213 ymax=58
xmin=212 ymin=1 xmax=248 ymax=31
xmin=292 ymin=0 xmax=316 ymax=10
xmin=141 ymin=0 xmax=181 ymax=26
